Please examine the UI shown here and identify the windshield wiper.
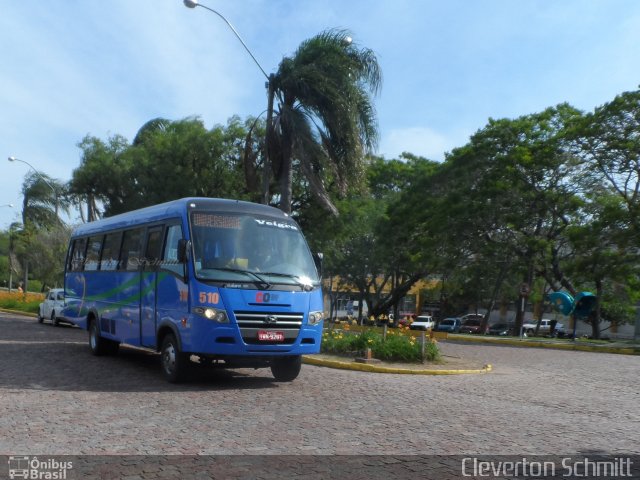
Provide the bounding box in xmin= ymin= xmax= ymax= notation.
xmin=259 ymin=272 xmax=315 ymax=291
xmin=208 ymin=267 xmax=271 ymax=290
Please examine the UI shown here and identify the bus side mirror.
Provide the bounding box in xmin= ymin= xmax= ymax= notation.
xmin=313 ymin=252 xmax=323 ymax=278
xmin=177 ymin=239 xmax=190 ymax=263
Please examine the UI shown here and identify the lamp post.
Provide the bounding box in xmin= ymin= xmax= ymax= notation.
xmin=183 ymin=0 xmax=274 ymax=204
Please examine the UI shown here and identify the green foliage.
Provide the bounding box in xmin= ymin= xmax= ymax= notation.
xmin=21 ymin=171 xmax=69 ymax=229
xmin=321 ymin=328 xmax=440 ymax=362
xmin=0 ymin=231 xmax=9 ymax=256
xmin=0 ymin=295 xmax=41 ymax=313
xmin=71 ymin=117 xmax=250 ymax=218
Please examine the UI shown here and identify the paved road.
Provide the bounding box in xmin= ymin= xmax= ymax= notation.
xmin=1 ymin=312 xmax=638 ymax=458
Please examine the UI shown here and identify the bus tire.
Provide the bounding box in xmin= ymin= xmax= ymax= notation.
xmin=89 ymin=319 xmax=109 ymax=356
xmin=161 ymin=334 xmax=187 ymax=383
xmin=270 ymin=355 xmax=302 ymax=382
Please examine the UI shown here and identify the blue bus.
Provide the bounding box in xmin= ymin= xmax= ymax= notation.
xmin=63 ymin=197 xmax=324 ymax=382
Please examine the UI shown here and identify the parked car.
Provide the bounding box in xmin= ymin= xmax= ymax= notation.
xmin=38 ymin=288 xmax=65 ymax=326
xmin=459 ymin=317 xmax=487 ymax=334
xmin=488 ymin=322 xmax=515 ymax=336
xmin=397 ymin=314 xmax=414 ymax=327
xmin=409 ymin=315 xmax=435 ymax=331
xmin=522 ymin=318 xmax=565 ymax=337
xmin=434 ymin=317 xmax=461 ymax=333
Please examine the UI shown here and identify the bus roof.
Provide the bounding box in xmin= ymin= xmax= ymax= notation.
xmin=71 ymin=197 xmax=292 ymax=237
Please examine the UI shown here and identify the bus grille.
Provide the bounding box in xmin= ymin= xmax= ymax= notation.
xmin=234 ymin=311 xmax=303 ymax=344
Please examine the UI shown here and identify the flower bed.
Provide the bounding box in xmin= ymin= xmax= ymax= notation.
xmin=321 ymin=325 xmax=440 ymax=362
xmin=0 ymin=291 xmax=44 ymax=314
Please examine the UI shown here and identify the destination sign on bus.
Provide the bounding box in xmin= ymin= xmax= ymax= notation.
xmin=191 ymin=213 xmax=241 ymax=229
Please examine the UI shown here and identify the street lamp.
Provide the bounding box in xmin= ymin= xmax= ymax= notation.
xmin=8 ymin=156 xmax=58 ymax=216
xmin=183 ymin=0 xmax=274 ymax=204
xmin=183 ymin=0 xmax=268 ymax=80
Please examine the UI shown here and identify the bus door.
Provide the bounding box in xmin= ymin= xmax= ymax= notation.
xmin=140 ymin=226 xmax=163 ymax=348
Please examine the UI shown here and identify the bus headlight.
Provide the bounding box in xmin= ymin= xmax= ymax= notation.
xmin=308 ymin=311 xmax=324 ymax=325
xmin=194 ymin=307 xmax=229 ymax=323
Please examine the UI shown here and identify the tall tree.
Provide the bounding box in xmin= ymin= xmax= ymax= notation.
xmin=268 ymin=29 xmax=382 ymax=215
xmin=563 ymin=190 xmax=639 ymax=338
xmin=389 ymin=105 xmax=585 ymax=332
xmin=575 ymin=88 xmax=640 ymax=236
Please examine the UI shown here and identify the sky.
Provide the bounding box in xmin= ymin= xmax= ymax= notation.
xmin=1 ymin=0 xmax=639 ymax=228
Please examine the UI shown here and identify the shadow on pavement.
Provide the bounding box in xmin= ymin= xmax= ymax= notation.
xmin=0 ymin=314 xmax=280 ymax=393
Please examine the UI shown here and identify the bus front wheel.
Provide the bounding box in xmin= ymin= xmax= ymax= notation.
xmin=270 ymin=355 xmax=302 ymax=382
xmin=160 ymin=334 xmax=187 ymax=383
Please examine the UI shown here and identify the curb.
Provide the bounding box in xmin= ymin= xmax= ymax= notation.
xmin=446 ymin=334 xmax=640 ymax=355
xmin=0 ymin=308 xmax=38 ymax=318
xmin=302 ymin=355 xmax=492 ymax=375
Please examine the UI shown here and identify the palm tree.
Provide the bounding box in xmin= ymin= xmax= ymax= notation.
xmin=21 ymin=171 xmax=68 ymax=229
xmin=267 ymin=29 xmax=382 ymax=215
xmin=15 ymin=173 xmax=69 ymax=292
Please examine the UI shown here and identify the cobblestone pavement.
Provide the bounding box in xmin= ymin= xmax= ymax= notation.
xmin=1 ymin=312 xmax=639 ymax=459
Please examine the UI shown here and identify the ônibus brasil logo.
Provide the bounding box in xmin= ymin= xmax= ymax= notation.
xmin=8 ymin=456 xmax=73 ymax=479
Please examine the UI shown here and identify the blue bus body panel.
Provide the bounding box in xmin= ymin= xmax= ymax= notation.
xmin=179 ymin=284 xmax=323 ymax=356
xmin=64 ymin=271 xmax=147 ymax=345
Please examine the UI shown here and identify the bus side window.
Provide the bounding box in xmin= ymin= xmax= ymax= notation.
xmin=84 ymin=235 xmax=103 ymax=271
xmin=144 ymin=227 xmax=163 ymax=268
xmin=119 ymin=228 xmax=144 ymax=271
xmin=100 ymin=232 xmax=122 ymax=271
xmin=162 ymin=224 xmax=184 ymax=276
xmin=69 ymin=238 xmax=87 ymax=272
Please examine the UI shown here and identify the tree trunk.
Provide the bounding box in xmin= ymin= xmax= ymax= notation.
xmin=22 ymin=259 xmax=28 ymax=294
xmin=591 ymin=279 xmax=603 ymax=339
xmin=482 ymin=263 xmax=508 ymax=332
xmin=279 ymin=157 xmax=293 ymax=214
xmin=513 ymin=261 xmax=535 ymax=337
xmin=262 ymin=75 xmax=275 ymax=205
xmin=370 ymin=272 xmax=425 ymax=317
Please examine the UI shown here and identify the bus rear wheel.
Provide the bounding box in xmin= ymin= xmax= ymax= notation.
xmin=160 ymin=334 xmax=187 ymax=383
xmin=270 ymin=355 xmax=302 ymax=382
xmin=89 ymin=319 xmax=119 ymax=356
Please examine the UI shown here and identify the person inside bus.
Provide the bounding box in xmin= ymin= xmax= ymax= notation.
xmin=202 ymin=235 xmax=237 ymax=270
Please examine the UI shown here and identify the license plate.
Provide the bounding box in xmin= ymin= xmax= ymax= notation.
xmin=258 ymin=330 xmax=284 ymax=341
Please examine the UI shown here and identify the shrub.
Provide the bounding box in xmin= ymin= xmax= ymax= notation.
xmin=321 ymin=326 xmax=440 ymax=363
xmin=0 ymin=291 xmax=43 ymax=314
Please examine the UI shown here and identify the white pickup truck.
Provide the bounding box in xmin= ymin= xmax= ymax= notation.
xmin=522 ymin=318 xmax=564 ymax=336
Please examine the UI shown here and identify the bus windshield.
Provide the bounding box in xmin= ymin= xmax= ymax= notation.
xmin=190 ymin=211 xmax=319 ymax=287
